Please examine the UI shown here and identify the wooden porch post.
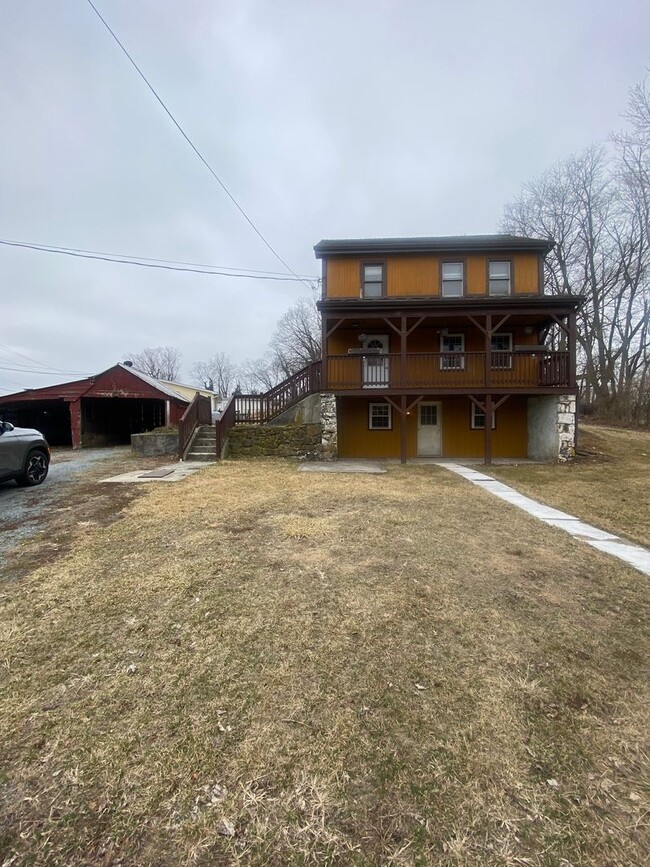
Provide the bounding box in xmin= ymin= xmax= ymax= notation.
xmin=484 ymin=313 xmax=492 ymax=389
xmin=400 ymin=314 xmax=407 ymax=388
xmin=484 ymin=394 xmax=493 ymax=466
xmin=400 ymin=394 xmax=407 ymax=464
xmin=321 ymin=314 xmax=328 ymax=390
xmin=568 ymin=311 xmax=577 ymax=388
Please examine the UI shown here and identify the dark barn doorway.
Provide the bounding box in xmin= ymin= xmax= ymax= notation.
xmin=81 ymin=397 xmax=166 ymax=446
xmin=0 ymin=400 xmax=73 ymax=446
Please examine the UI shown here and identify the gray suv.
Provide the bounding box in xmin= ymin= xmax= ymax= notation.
xmin=0 ymin=421 xmax=50 ymax=487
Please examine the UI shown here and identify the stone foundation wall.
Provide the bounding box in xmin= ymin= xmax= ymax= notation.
xmin=131 ymin=430 xmax=179 ymax=457
xmin=557 ymin=394 xmax=577 ymax=461
xmin=227 ymin=423 xmax=322 ymax=459
xmin=527 ymin=395 xmax=576 ymax=461
xmin=320 ymin=394 xmax=338 ymax=460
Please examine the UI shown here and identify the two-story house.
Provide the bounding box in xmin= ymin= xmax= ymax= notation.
xmin=315 ymin=235 xmax=582 ymax=464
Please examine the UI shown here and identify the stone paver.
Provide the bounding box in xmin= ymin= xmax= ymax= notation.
xmin=299 ymin=460 xmax=386 ymax=474
xmin=100 ymin=462 xmax=209 ymax=483
xmin=444 ymin=463 xmax=650 ymax=577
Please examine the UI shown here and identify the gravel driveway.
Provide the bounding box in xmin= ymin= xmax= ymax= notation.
xmin=0 ymin=447 xmax=152 ymax=573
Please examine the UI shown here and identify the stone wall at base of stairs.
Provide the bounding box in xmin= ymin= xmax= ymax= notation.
xmin=226 ymin=423 xmax=323 ymax=459
xmin=131 ymin=430 xmax=179 ymax=457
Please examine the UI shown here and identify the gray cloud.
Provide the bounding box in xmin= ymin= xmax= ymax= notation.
xmin=1 ymin=0 xmax=648 ymax=391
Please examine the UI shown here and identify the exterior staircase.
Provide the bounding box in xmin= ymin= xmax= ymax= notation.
xmin=178 ymin=360 xmax=322 ymax=462
xmin=185 ymin=425 xmax=217 ymax=461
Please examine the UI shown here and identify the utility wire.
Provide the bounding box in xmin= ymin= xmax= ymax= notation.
xmin=0 ymin=365 xmax=91 ymax=376
xmin=0 ymin=239 xmax=315 ymax=281
xmin=0 ymin=341 xmax=73 ymax=373
xmin=0 ymin=238 xmax=317 ymax=279
xmin=84 ymin=0 xmax=313 ymax=290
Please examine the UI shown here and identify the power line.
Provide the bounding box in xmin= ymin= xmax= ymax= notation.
xmin=0 ymin=238 xmax=317 ymax=279
xmin=0 ymin=239 xmax=316 ymax=281
xmin=0 ymin=341 xmax=71 ymax=373
xmin=84 ymin=0 xmax=312 ymax=290
xmin=0 ymin=365 xmax=91 ymax=376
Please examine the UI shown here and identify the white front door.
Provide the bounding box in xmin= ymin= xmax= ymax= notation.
xmin=417 ymin=402 xmax=442 ymax=456
xmin=362 ymin=334 xmax=389 ymax=388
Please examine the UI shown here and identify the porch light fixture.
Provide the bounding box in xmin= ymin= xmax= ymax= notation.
xmin=524 ymin=327 xmax=533 ymax=335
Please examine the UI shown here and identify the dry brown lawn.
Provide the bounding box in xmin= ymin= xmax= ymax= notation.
xmin=491 ymin=423 xmax=650 ymax=547
xmin=1 ymin=458 xmax=648 ymax=865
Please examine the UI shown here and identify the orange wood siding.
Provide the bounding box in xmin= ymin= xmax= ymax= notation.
xmin=324 ymin=252 xmax=542 ymax=298
xmin=337 ymin=396 xmax=528 ymax=459
xmin=386 ymin=256 xmax=439 ymax=296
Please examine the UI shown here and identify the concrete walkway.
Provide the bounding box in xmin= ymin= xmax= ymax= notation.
xmin=100 ymin=462 xmax=209 ymax=484
xmin=444 ymin=463 xmax=650 ymax=577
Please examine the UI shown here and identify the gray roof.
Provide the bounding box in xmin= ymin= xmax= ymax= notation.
xmin=314 ymin=234 xmax=554 ymax=257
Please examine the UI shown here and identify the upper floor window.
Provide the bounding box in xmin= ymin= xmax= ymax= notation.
xmin=488 ymin=261 xmax=511 ymax=295
xmin=441 ymin=262 xmax=464 ymax=297
xmin=362 ymin=263 xmax=384 ymax=297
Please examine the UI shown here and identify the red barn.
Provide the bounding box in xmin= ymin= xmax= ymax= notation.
xmin=0 ymin=363 xmax=192 ymax=448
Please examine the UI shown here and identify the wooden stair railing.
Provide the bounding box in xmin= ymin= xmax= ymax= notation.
xmin=212 ymin=360 xmax=322 ymax=460
xmin=178 ymin=393 xmax=212 ymax=460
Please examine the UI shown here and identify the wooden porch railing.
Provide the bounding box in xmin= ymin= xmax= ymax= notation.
xmin=178 ymin=393 xmax=212 ymax=459
xmin=212 ymin=360 xmax=322 ymax=459
xmin=325 ymin=351 xmax=571 ymax=390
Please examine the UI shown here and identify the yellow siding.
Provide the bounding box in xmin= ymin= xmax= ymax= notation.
xmin=512 ymin=253 xmax=539 ymax=294
xmin=386 ymin=256 xmax=439 ymax=296
xmin=325 ymin=252 xmax=541 ymax=298
xmin=337 ymin=396 xmax=528 ymax=459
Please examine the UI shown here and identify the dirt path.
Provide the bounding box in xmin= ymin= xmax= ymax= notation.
xmin=0 ymin=447 xmax=169 ymax=579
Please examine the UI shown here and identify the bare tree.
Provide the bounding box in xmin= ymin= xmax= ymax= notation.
xmin=502 ymin=113 xmax=650 ymax=423
xmin=240 ymin=293 xmax=322 ymax=393
xmin=189 ymin=352 xmax=239 ymax=397
xmin=269 ymin=294 xmax=321 ymax=374
xmin=128 ymin=346 xmax=181 ymax=381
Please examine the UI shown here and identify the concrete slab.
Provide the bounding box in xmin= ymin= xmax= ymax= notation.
xmin=299 ymin=460 xmax=386 ymax=474
xmin=100 ymin=462 xmax=209 ymax=483
xmin=442 ymin=463 xmax=650 ymax=577
xmin=587 ymin=539 xmax=650 ymax=576
xmin=544 ymin=519 xmax=619 ymax=541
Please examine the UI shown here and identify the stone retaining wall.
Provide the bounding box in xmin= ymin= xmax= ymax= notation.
xmin=227 ymin=423 xmax=322 ymax=459
xmin=131 ymin=431 xmax=179 ymax=457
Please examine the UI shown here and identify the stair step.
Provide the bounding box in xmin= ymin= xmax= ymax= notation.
xmin=187 ymin=452 xmax=217 ymax=462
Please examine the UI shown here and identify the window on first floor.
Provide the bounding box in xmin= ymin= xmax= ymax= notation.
xmin=488 ymin=260 xmax=511 ymax=295
xmin=369 ymin=402 xmax=392 ymax=429
xmin=491 ymin=332 xmax=513 ymax=369
xmin=441 ymin=261 xmax=464 ymax=297
xmin=471 ymin=402 xmax=496 ymax=429
xmin=440 ymin=333 xmax=465 ymax=369
xmin=362 ymin=263 xmax=384 ymax=297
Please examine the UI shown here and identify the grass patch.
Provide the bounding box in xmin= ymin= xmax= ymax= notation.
xmin=490 ymin=423 xmax=650 ymax=547
xmin=1 ymin=459 xmax=648 ymax=865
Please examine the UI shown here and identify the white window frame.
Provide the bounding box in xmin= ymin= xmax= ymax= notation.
xmin=491 ymin=332 xmax=513 ymax=369
xmin=362 ymin=263 xmax=384 ymax=298
xmin=441 ymin=261 xmax=464 ymax=297
xmin=488 ymin=260 xmax=512 ymax=296
xmin=471 ymin=403 xmax=496 ymax=430
xmin=369 ymin=402 xmax=392 ymax=430
xmin=439 ymin=333 xmax=465 ymax=370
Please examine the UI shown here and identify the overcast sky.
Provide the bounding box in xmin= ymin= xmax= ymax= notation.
xmin=1 ymin=0 xmax=648 ymax=392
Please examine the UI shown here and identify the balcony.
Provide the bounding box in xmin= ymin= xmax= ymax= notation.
xmin=324 ymin=350 xmax=572 ymax=391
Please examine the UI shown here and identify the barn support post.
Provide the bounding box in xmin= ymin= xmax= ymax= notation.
xmin=69 ymin=399 xmax=82 ymax=449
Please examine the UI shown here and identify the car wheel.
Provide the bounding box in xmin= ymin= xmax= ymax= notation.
xmin=16 ymin=449 xmax=50 ymax=487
